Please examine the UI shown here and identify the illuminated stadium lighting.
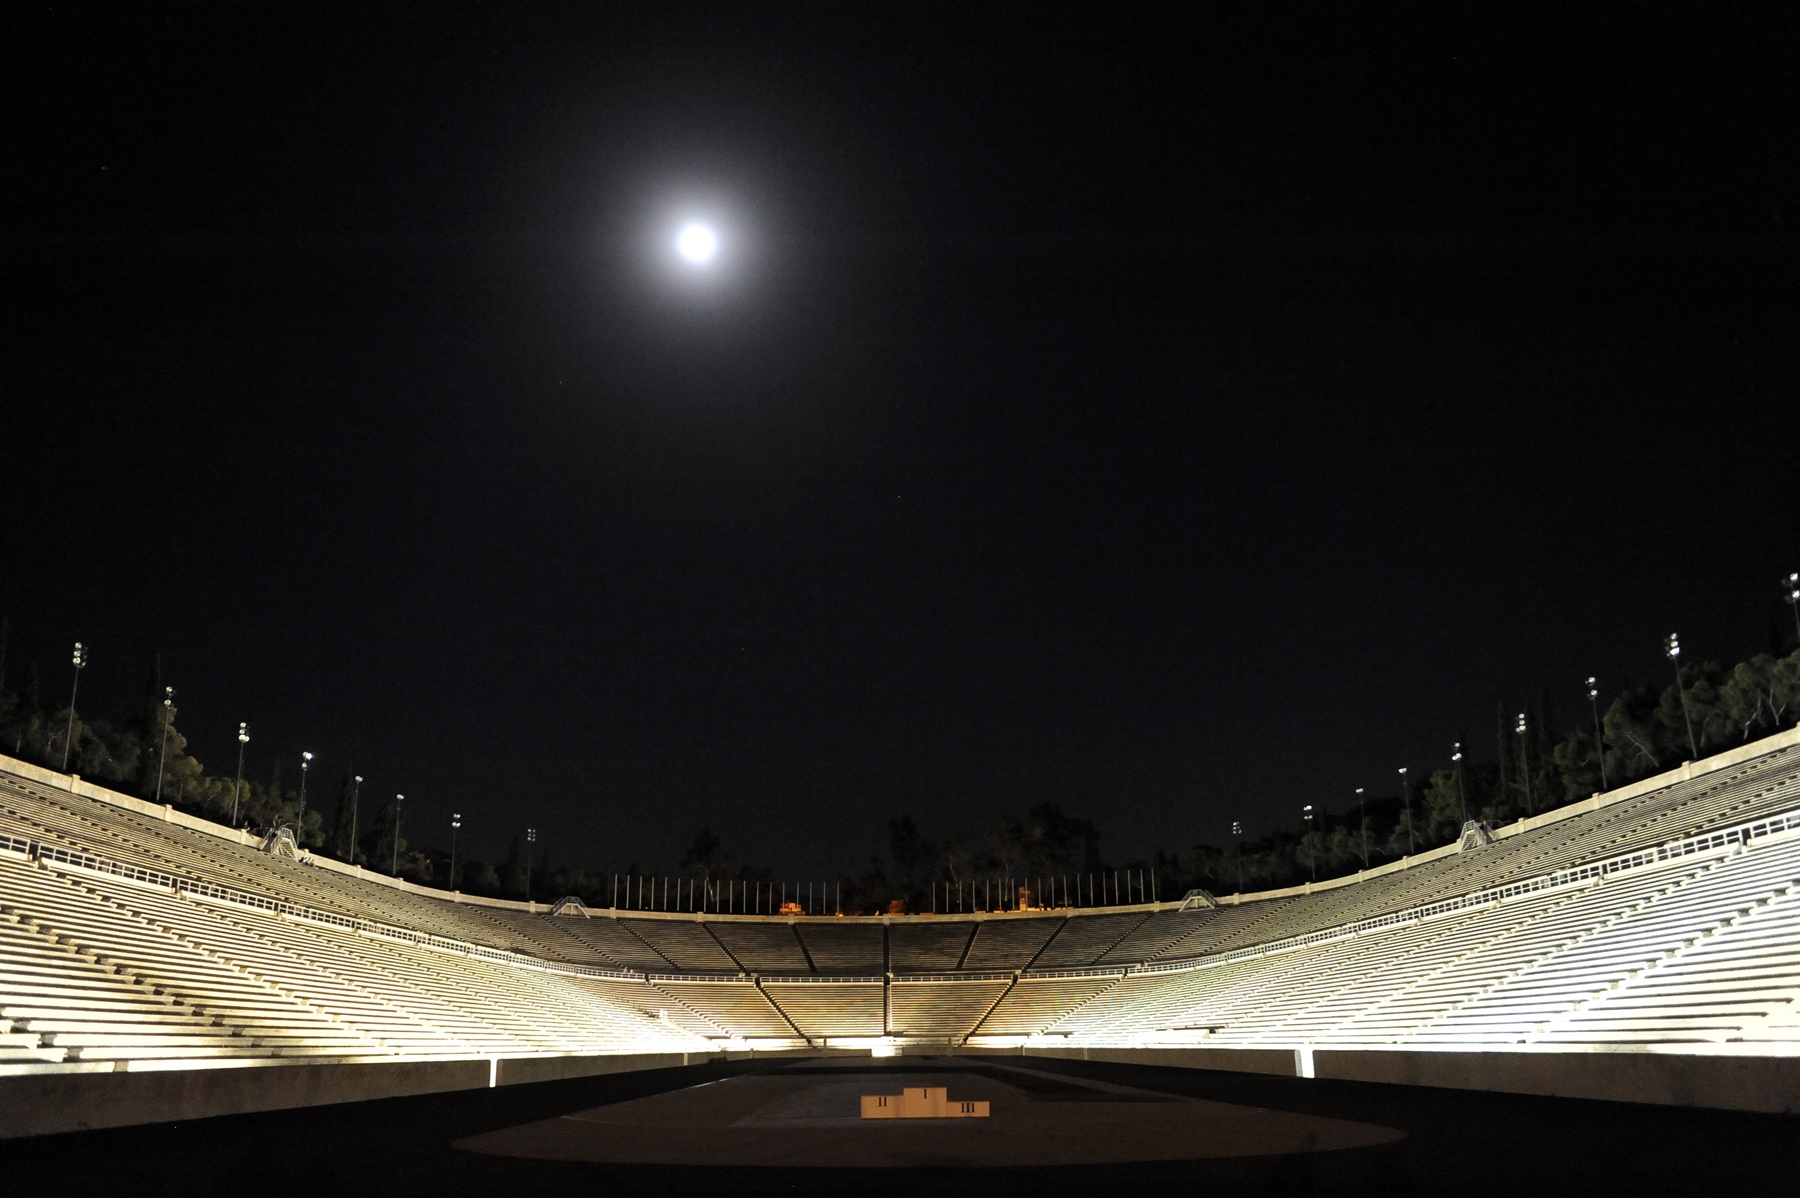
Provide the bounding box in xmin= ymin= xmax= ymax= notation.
xmin=1398 ymin=766 xmax=1413 ymax=851
xmin=1302 ymin=804 xmax=1316 ymax=882
xmin=1516 ymin=713 xmax=1533 ymax=814
xmin=1451 ymin=744 xmax=1470 ymax=825
xmin=231 ymin=722 xmax=250 ymax=826
xmin=60 ymin=641 xmax=86 ymax=773
xmin=348 ymin=774 xmax=362 ymax=858
xmin=1354 ymin=787 xmax=1369 ymax=867
xmin=1586 ymin=678 xmax=1609 ymax=789
xmin=1667 ymin=633 xmax=1699 ymax=759
xmin=154 ymin=687 xmax=175 ymax=803
xmin=1231 ymin=819 xmax=1244 ymax=892
xmin=392 ymin=794 xmax=404 ymax=875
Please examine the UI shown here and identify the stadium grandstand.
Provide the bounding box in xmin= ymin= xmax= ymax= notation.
xmin=4 ymin=727 xmax=1800 ymax=1140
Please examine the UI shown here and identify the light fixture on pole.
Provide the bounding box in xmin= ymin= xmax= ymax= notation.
xmin=348 ymin=775 xmax=362 ymax=861
xmin=1355 ymin=788 xmax=1369 ymax=868
xmin=1785 ymin=573 xmax=1800 ymax=648
xmin=1301 ymin=804 xmax=1316 ymax=882
xmin=1451 ymin=744 xmax=1469 ymax=825
xmin=1231 ymin=820 xmax=1243 ymax=893
xmin=298 ymin=751 xmax=313 ymax=816
xmin=1586 ymin=677 xmax=1609 ymax=790
xmin=154 ymin=687 xmax=175 ymax=803
xmin=1666 ymin=634 xmax=1698 ymax=759
xmin=391 ymin=794 xmax=404 ymax=875
xmin=231 ymin=723 xmax=249 ymax=825
xmin=1516 ymin=712 xmax=1533 ymax=815
xmin=525 ymin=827 xmax=538 ymax=903
xmin=1398 ymin=767 xmax=1413 ymax=852
xmin=450 ymin=812 xmax=462 ymax=890
xmin=61 ymin=642 xmax=87 ymax=773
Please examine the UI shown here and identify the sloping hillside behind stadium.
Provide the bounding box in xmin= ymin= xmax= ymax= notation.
xmin=2 ymin=729 xmax=1799 ymax=1096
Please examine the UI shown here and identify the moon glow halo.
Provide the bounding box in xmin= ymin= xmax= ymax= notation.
xmin=676 ymin=222 xmax=719 ymax=265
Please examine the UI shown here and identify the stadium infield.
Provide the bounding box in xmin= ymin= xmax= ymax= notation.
xmin=1 ymin=1053 xmax=1792 ymax=1197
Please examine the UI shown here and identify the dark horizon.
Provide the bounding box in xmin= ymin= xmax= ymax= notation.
xmin=5 ymin=5 xmax=1794 ymax=877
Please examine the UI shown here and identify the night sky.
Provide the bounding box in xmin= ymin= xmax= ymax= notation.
xmin=5 ymin=6 xmax=1795 ymax=877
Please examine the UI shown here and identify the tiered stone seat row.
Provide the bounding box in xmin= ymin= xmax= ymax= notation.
xmin=5 ymin=735 xmax=1798 ymax=1064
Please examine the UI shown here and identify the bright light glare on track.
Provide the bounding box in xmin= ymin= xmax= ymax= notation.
xmin=676 ymin=222 xmax=718 ymax=265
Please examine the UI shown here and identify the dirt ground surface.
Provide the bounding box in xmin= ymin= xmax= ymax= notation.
xmin=2 ymin=1053 xmax=1792 ymax=1196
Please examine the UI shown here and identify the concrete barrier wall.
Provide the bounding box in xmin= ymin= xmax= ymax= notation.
xmin=10 ymin=1043 xmax=1798 ymax=1140
xmin=1317 ymin=1048 xmax=1800 ymax=1115
xmin=1026 ymin=1046 xmax=1800 ymax=1115
xmin=492 ymin=1051 xmax=701 ymax=1086
xmin=0 ymin=1052 xmax=707 ymax=1141
xmin=1025 ymin=1046 xmax=1302 ymax=1077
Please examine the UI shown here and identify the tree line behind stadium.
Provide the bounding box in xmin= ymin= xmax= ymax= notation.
xmin=1 ymin=616 xmax=1795 ymax=913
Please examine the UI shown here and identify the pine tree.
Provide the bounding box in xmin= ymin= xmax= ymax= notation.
xmin=361 ymin=796 xmax=403 ymax=873
xmin=1494 ymin=702 xmax=1514 ymax=813
xmin=1533 ymin=689 xmax=1557 ymax=811
xmin=264 ymin=757 xmax=285 ymax=829
xmin=136 ymin=653 xmax=165 ymax=797
xmin=326 ymin=772 xmax=359 ymax=861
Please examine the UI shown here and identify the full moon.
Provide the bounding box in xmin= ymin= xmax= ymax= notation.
xmin=676 ymin=222 xmax=718 ymax=265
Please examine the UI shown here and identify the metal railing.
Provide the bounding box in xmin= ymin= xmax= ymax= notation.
xmin=7 ymin=804 xmax=1795 ymax=990
xmin=1131 ymin=806 xmax=1800 ymax=977
xmin=19 ymin=837 xmax=642 ymax=984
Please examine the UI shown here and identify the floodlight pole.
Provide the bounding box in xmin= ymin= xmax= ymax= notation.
xmin=298 ymin=751 xmax=313 ymax=819
xmin=1785 ymin=573 xmax=1800 ymax=648
xmin=1667 ymin=634 xmax=1698 ymax=759
xmin=525 ymin=827 xmax=537 ymax=903
xmin=1355 ymin=788 xmax=1369 ymax=868
xmin=391 ymin=794 xmax=404 ymax=875
xmin=450 ymin=813 xmax=461 ymax=890
xmin=1586 ymin=678 xmax=1609 ymax=790
xmin=1451 ymin=745 xmax=1469 ymax=825
xmin=1231 ymin=820 xmax=1243 ymax=893
xmin=348 ymin=775 xmax=362 ymax=861
xmin=1302 ymin=805 xmax=1316 ymax=882
xmin=154 ymin=687 xmax=174 ymax=803
xmin=61 ymin=642 xmax=87 ymax=772
xmin=1516 ymin=713 xmax=1533 ymax=815
xmin=231 ymin=723 xmax=249 ymax=825
xmin=1399 ymin=767 xmax=1413 ymax=852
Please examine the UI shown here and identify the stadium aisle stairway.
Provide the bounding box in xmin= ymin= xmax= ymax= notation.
xmin=761 ymin=980 xmax=884 ymax=1038
xmin=623 ymin=920 xmax=741 ymax=973
xmin=646 ymin=979 xmax=797 ymax=1040
xmin=976 ymin=974 xmax=1120 ymax=1037
xmin=888 ymin=921 xmax=976 ymax=971
xmin=888 ymin=977 xmax=1010 ymax=1040
xmin=794 ymin=923 xmax=885 ymax=974
xmin=0 ymin=861 xmax=370 ymax=1065
xmin=708 ymin=922 xmax=811 ymax=974
xmin=960 ymin=918 xmax=1061 ymax=971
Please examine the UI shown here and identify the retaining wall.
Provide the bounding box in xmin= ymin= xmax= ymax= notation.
xmin=0 ymin=1051 xmax=709 ymax=1140
xmin=1026 ymin=1045 xmax=1800 ymax=1114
